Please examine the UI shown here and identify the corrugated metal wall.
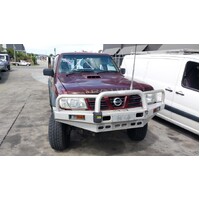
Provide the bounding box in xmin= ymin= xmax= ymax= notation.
xmin=103 ymin=44 xmax=199 ymax=67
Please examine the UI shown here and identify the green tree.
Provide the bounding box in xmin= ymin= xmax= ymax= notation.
xmin=32 ymin=55 xmax=37 ymax=65
xmin=16 ymin=51 xmax=27 ymax=61
xmin=0 ymin=44 xmax=4 ymax=52
xmin=7 ymin=48 xmax=38 ymax=65
xmin=7 ymin=48 xmax=14 ymax=58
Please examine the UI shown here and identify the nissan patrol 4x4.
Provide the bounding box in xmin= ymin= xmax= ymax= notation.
xmin=43 ymin=53 xmax=165 ymax=151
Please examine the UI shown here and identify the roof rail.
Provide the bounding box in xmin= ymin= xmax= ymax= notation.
xmin=133 ymin=49 xmax=199 ymax=55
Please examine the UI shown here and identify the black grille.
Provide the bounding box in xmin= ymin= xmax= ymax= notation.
xmin=87 ymin=98 xmax=109 ymax=110
xmin=87 ymin=95 xmax=142 ymax=110
xmin=128 ymin=95 xmax=142 ymax=108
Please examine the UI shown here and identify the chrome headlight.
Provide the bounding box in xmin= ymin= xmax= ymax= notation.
xmin=146 ymin=93 xmax=157 ymax=105
xmin=59 ymin=98 xmax=87 ymax=109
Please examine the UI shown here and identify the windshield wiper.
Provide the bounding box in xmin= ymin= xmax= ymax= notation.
xmin=96 ymin=71 xmax=118 ymax=74
xmin=66 ymin=69 xmax=94 ymax=76
xmin=66 ymin=70 xmax=80 ymax=76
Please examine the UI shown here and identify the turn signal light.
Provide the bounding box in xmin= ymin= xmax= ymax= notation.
xmin=69 ymin=115 xmax=85 ymax=120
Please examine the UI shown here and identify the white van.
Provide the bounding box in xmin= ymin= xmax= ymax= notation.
xmin=121 ymin=50 xmax=199 ymax=135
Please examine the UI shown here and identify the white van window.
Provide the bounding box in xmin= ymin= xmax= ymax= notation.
xmin=0 ymin=55 xmax=6 ymax=61
xmin=182 ymin=61 xmax=199 ymax=91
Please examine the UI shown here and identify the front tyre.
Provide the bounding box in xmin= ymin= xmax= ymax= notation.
xmin=127 ymin=124 xmax=148 ymax=141
xmin=48 ymin=113 xmax=71 ymax=151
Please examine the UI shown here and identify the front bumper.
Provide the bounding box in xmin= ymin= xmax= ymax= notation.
xmin=0 ymin=65 xmax=7 ymax=71
xmin=53 ymin=90 xmax=165 ymax=133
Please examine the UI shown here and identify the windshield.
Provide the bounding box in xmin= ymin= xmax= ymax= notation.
xmin=59 ymin=54 xmax=119 ymax=74
xmin=0 ymin=55 xmax=6 ymax=60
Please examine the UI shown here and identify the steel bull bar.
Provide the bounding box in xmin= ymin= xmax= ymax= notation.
xmin=55 ymin=89 xmax=165 ymax=124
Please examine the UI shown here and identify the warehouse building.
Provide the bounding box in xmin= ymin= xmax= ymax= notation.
xmin=103 ymin=44 xmax=199 ymax=66
xmin=1 ymin=44 xmax=26 ymax=53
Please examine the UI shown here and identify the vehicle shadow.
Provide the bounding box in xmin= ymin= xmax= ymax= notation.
xmin=152 ymin=116 xmax=199 ymax=141
xmin=64 ymin=128 xmax=159 ymax=156
xmin=0 ymin=70 xmax=10 ymax=84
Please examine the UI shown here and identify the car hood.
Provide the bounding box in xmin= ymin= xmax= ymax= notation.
xmin=57 ymin=72 xmax=153 ymax=94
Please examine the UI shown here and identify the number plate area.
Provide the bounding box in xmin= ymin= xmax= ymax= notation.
xmin=112 ymin=113 xmax=137 ymax=122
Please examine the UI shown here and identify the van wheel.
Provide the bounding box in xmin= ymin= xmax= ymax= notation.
xmin=48 ymin=113 xmax=71 ymax=151
xmin=7 ymin=65 xmax=11 ymax=70
xmin=127 ymin=124 xmax=148 ymax=141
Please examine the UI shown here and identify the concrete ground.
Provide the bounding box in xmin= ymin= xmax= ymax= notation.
xmin=0 ymin=63 xmax=199 ymax=156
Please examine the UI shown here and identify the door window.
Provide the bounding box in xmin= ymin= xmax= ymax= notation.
xmin=182 ymin=61 xmax=199 ymax=91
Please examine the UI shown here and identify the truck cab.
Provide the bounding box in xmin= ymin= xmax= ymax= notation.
xmin=0 ymin=53 xmax=11 ymax=70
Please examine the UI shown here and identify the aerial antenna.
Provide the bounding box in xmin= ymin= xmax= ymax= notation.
xmin=130 ymin=44 xmax=137 ymax=90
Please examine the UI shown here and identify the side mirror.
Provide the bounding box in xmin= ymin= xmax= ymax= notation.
xmin=43 ymin=68 xmax=54 ymax=77
xmin=120 ymin=68 xmax=126 ymax=74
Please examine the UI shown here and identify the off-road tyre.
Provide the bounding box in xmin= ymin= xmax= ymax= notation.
xmin=127 ymin=124 xmax=148 ymax=141
xmin=49 ymin=95 xmax=52 ymax=111
xmin=48 ymin=89 xmax=53 ymax=111
xmin=48 ymin=113 xmax=71 ymax=151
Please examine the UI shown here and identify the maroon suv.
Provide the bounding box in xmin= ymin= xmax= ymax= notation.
xmin=43 ymin=53 xmax=164 ymax=151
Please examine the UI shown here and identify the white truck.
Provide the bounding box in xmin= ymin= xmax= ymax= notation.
xmin=12 ymin=60 xmax=31 ymax=66
xmin=121 ymin=49 xmax=199 ymax=135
